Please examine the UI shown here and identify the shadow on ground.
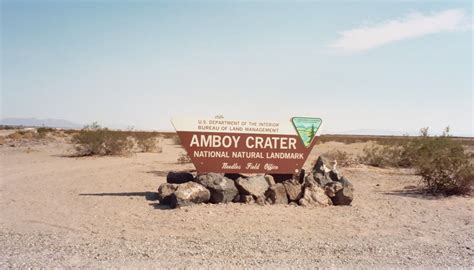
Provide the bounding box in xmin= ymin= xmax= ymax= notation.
xmin=146 ymin=169 xmax=196 ymax=175
xmin=382 ymin=185 xmax=443 ymax=200
xmin=52 ymin=153 xmax=86 ymax=158
xmin=146 ymin=170 xmax=169 ymax=177
xmin=79 ymin=192 xmax=175 ymax=210
xmin=148 ymin=203 xmax=173 ymax=210
xmin=79 ymin=191 xmax=159 ymax=201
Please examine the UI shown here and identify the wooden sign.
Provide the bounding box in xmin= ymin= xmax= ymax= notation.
xmin=171 ymin=117 xmax=322 ymax=174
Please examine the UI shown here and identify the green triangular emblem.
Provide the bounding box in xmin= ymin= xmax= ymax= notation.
xmin=291 ymin=117 xmax=322 ymax=147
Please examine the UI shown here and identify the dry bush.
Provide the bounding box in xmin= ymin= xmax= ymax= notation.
xmin=172 ymin=135 xmax=181 ymax=145
xmin=62 ymin=129 xmax=79 ymax=135
xmin=138 ymin=137 xmax=162 ymax=152
xmin=160 ymin=132 xmax=177 ymax=139
xmin=7 ymin=130 xmax=36 ymax=140
xmin=72 ymin=123 xmax=133 ymax=156
xmin=37 ymin=127 xmax=54 ymax=138
xmin=321 ymin=150 xmax=358 ymax=167
xmin=319 ymin=134 xmax=410 ymax=145
xmin=359 ymin=127 xmax=473 ymax=195
xmin=71 ymin=124 xmax=164 ymax=155
xmin=358 ymin=144 xmax=407 ymax=168
xmin=134 ymin=133 xmax=162 ymax=153
xmin=53 ymin=130 xmax=68 ymax=138
xmin=177 ymin=152 xmax=191 ymax=164
xmin=7 ymin=132 xmax=22 ymax=140
xmin=0 ymin=125 xmax=16 ymax=130
xmin=5 ymin=128 xmax=57 ymax=141
xmin=148 ymin=132 xmax=180 ymax=145
xmin=319 ymin=134 xmax=474 ymax=147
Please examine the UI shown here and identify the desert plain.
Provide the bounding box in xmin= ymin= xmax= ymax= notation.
xmin=0 ymin=131 xmax=473 ymax=268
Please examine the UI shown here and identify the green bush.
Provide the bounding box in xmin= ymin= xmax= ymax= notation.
xmin=410 ymin=128 xmax=473 ymax=195
xmin=72 ymin=122 xmax=133 ymax=156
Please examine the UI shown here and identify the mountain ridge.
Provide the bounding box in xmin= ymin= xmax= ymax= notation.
xmin=0 ymin=117 xmax=82 ymax=129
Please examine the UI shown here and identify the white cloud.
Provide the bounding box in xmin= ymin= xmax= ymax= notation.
xmin=329 ymin=9 xmax=470 ymax=52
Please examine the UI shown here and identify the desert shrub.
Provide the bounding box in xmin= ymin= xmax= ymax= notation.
xmin=6 ymin=128 xmax=58 ymax=140
xmin=360 ymin=127 xmax=473 ymax=195
xmin=7 ymin=130 xmax=36 ymax=140
xmin=318 ymin=134 xmax=474 ymax=147
xmin=319 ymin=134 xmax=410 ymax=145
xmin=321 ymin=150 xmax=358 ymax=167
xmin=53 ymin=130 xmax=68 ymax=138
xmin=37 ymin=127 xmax=54 ymax=138
xmin=156 ymin=132 xmax=187 ymax=147
xmin=7 ymin=131 xmax=23 ymax=140
xmin=72 ymin=122 xmax=133 ymax=156
xmin=177 ymin=152 xmax=191 ymax=164
xmin=359 ymin=144 xmax=406 ymax=168
xmin=172 ymin=135 xmax=181 ymax=145
xmin=62 ymin=129 xmax=79 ymax=135
xmin=160 ymin=132 xmax=176 ymax=139
xmin=134 ymin=133 xmax=162 ymax=153
xmin=0 ymin=125 xmax=17 ymax=130
xmin=156 ymin=132 xmax=181 ymax=145
xmin=409 ymin=128 xmax=473 ymax=195
xmin=417 ymin=152 xmax=473 ymax=195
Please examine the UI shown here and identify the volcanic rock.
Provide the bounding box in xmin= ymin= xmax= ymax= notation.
xmin=224 ymin=173 xmax=247 ymax=181
xmin=332 ymin=177 xmax=354 ymax=205
xmin=265 ymin=183 xmax=288 ymax=204
xmin=314 ymin=172 xmax=333 ymax=187
xmin=157 ymin=183 xmax=179 ymax=204
xmin=299 ymin=185 xmax=332 ymax=207
xmin=195 ymin=173 xmax=238 ymax=203
xmin=235 ymin=176 xmax=269 ymax=197
xmin=283 ymin=179 xmax=303 ymax=202
xmin=241 ymin=195 xmax=255 ymax=204
xmin=255 ymin=196 xmax=266 ymax=206
xmin=170 ymin=182 xmax=210 ymax=208
xmin=270 ymin=174 xmax=294 ymax=183
xmin=324 ymin=181 xmax=343 ymax=198
xmin=166 ymin=171 xmax=194 ymax=184
xmin=264 ymin=175 xmax=276 ymax=186
xmin=312 ymin=156 xmax=332 ymax=175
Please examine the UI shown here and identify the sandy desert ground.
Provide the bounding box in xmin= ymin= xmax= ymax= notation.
xmin=0 ymin=134 xmax=473 ymax=268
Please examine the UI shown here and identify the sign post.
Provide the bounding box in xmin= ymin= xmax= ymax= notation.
xmin=171 ymin=117 xmax=322 ymax=174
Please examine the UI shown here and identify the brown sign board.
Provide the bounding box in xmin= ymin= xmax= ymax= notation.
xmin=171 ymin=117 xmax=322 ymax=174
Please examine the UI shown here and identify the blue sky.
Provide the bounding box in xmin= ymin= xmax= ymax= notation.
xmin=1 ymin=1 xmax=472 ymax=135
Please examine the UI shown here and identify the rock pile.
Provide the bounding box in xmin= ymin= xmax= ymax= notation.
xmin=157 ymin=156 xmax=354 ymax=208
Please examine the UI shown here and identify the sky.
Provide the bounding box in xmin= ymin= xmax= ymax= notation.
xmin=1 ymin=0 xmax=473 ymax=135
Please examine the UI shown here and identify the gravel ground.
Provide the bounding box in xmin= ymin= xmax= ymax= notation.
xmin=0 ymin=138 xmax=473 ymax=268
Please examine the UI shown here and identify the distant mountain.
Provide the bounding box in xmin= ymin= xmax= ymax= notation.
xmin=0 ymin=118 xmax=82 ymax=129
